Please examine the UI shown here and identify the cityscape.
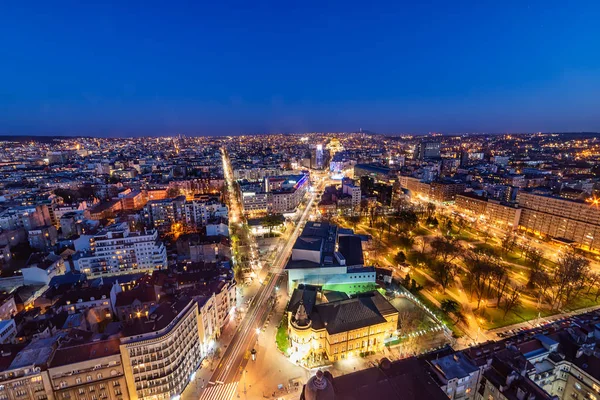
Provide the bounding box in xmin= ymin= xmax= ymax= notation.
xmin=0 ymin=133 xmax=598 ymax=400
xmin=3 ymin=2 xmax=600 ymax=400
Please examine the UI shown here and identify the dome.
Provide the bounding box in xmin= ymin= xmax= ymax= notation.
xmin=304 ymin=370 xmax=335 ymax=400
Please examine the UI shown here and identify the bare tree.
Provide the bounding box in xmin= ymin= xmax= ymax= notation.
xmin=549 ymin=249 xmax=590 ymax=310
xmin=464 ymin=250 xmax=496 ymax=309
xmin=502 ymin=285 xmax=522 ymax=319
xmin=431 ymin=260 xmax=456 ymax=293
xmin=501 ymin=233 xmax=517 ymax=255
xmin=495 ymin=266 xmax=511 ymax=307
xmin=430 ymin=236 xmax=461 ymax=264
xmin=426 ymin=202 xmax=436 ymax=219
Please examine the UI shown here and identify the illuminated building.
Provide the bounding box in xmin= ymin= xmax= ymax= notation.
xmin=516 ymin=191 xmax=600 ymax=249
xmin=120 ymin=298 xmax=201 ymax=400
xmin=287 ymin=287 xmax=398 ymax=364
xmin=73 ymin=222 xmax=167 ymax=275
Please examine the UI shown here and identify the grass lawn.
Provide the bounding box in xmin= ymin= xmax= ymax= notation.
xmin=276 ymin=314 xmax=290 ymax=354
xmin=563 ymin=292 xmax=600 ymax=312
xmin=503 ymin=252 xmax=531 ymax=268
xmin=475 ymin=305 xmax=557 ymax=330
xmin=406 ymin=250 xmax=433 ymax=267
xmin=322 ymin=282 xmax=379 ymax=295
xmin=474 ymin=242 xmax=499 ymax=254
xmin=412 ymin=226 xmax=430 ymax=236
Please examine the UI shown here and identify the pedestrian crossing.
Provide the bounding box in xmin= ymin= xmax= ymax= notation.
xmin=200 ymin=382 xmax=239 ymax=400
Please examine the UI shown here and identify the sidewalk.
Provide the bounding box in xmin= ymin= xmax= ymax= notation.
xmin=240 ymin=290 xmax=308 ymax=400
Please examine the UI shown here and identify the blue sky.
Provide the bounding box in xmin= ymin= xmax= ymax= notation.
xmin=1 ymin=0 xmax=600 ymax=136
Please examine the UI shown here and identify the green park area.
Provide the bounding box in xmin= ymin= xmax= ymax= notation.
xmin=334 ymin=201 xmax=600 ymax=335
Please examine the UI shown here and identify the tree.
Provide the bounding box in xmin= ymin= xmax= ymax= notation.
xmin=166 ymin=187 xmax=180 ymax=198
xmin=262 ymin=214 xmax=282 ymax=235
xmin=430 ymin=236 xmax=461 ymax=264
xmin=440 ymin=299 xmax=459 ymax=315
xmin=426 ymin=216 xmax=439 ymax=228
xmin=463 ymin=249 xmax=497 ymax=309
xmin=501 ymin=285 xmax=523 ymax=319
xmin=410 ymin=279 xmax=422 ymax=293
xmin=397 ymin=210 xmax=418 ymax=231
xmin=397 ymin=310 xmax=419 ymax=335
xmin=525 ymin=248 xmax=542 ymax=266
xmin=501 ymin=233 xmax=517 ymax=255
xmin=494 ymin=266 xmax=510 ymax=307
xmin=527 ymin=248 xmax=548 ymax=294
xmin=549 ymin=249 xmax=590 ymax=310
xmin=394 ymin=251 xmax=407 ymax=265
xmin=347 ymin=215 xmax=361 ymax=229
xmin=403 ymin=273 xmax=411 ymax=288
xmin=442 ymin=218 xmax=453 ymax=236
xmin=455 ymin=214 xmax=466 ymax=234
xmin=397 ymin=233 xmax=415 ymax=251
xmin=480 ymin=229 xmax=491 ymax=244
xmin=440 ymin=299 xmax=465 ymax=323
xmin=586 ymin=273 xmax=600 ymax=295
xmin=431 ymin=260 xmax=456 ymax=293
xmin=426 ymin=202 xmax=436 ymax=219
xmin=233 ymin=264 xmax=244 ymax=283
xmin=453 ymin=310 xmax=468 ymax=325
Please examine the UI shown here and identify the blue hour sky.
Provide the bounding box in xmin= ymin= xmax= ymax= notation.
xmin=1 ymin=0 xmax=600 ymax=136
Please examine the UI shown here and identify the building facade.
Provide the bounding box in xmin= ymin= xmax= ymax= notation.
xmin=119 ymin=299 xmax=202 ymax=400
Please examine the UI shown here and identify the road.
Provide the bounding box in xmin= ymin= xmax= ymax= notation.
xmin=199 ymin=171 xmax=319 ymax=400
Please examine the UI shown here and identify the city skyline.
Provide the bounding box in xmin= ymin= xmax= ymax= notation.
xmin=3 ymin=1 xmax=600 ymax=136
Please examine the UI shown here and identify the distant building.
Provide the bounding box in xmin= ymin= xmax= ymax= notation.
xmin=415 ymin=141 xmax=441 ymax=160
xmin=143 ymin=195 xmax=186 ymax=234
xmin=28 ymin=225 xmax=58 ymax=250
xmin=354 ymin=164 xmax=392 ymax=183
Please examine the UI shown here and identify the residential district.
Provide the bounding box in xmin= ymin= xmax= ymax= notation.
xmin=0 ymin=132 xmax=598 ymax=400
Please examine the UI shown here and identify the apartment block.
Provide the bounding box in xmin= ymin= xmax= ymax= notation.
xmin=119 ymin=298 xmax=202 ymax=400
xmin=73 ymin=223 xmax=167 ymax=275
xmin=516 ymin=191 xmax=600 ymax=249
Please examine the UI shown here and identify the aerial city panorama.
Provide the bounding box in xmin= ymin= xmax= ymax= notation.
xmin=2 ymin=2 xmax=600 ymax=400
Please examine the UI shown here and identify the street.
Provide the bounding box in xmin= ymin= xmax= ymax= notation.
xmin=189 ymin=154 xmax=320 ymax=400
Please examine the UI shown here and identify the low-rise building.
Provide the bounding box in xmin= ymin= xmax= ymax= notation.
xmin=287 ymin=288 xmax=398 ymax=365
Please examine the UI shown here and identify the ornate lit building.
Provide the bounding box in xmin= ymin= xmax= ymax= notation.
xmin=287 ymin=287 xmax=398 ymax=364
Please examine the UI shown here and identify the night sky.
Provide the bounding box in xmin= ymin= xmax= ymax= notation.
xmin=1 ymin=1 xmax=600 ymax=136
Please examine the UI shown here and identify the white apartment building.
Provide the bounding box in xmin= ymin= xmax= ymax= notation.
xmin=120 ymin=298 xmax=202 ymax=400
xmin=342 ymin=180 xmax=361 ymax=210
xmin=73 ymin=223 xmax=167 ymax=275
xmin=183 ymin=200 xmax=228 ymax=228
